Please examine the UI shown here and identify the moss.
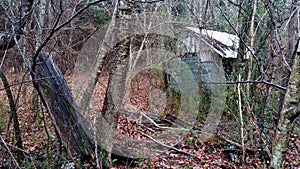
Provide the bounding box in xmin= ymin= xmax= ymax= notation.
xmin=45 ymin=89 xmax=53 ymax=98
xmin=0 ymin=102 xmax=8 ymax=133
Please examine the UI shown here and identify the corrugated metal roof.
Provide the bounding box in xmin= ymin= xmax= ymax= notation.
xmin=186 ymin=27 xmax=239 ymax=59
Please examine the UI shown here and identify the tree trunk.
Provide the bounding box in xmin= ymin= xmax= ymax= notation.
xmin=270 ymin=38 xmax=300 ymax=168
xmin=33 ymin=53 xmax=107 ymax=167
xmin=278 ymin=0 xmax=299 ymax=111
xmin=0 ymin=68 xmax=23 ymax=159
xmin=101 ymin=0 xmax=132 ymax=164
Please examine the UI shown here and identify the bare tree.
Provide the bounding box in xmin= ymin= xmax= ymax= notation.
xmin=0 ymin=0 xmax=109 ymax=167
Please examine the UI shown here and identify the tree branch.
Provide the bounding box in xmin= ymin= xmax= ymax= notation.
xmin=0 ymin=0 xmax=34 ymax=50
xmin=210 ymin=80 xmax=287 ymax=91
xmin=215 ymin=1 xmax=264 ymax=79
xmin=32 ymin=0 xmax=109 ymax=65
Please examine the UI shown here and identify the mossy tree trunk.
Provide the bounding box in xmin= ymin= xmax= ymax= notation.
xmin=33 ymin=53 xmax=108 ymax=168
xmin=270 ymin=38 xmax=300 ymax=168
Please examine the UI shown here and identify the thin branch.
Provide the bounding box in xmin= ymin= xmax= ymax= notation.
xmin=138 ymin=131 xmax=200 ymax=159
xmin=0 ymin=139 xmax=30 ymax=155
xmin=140 ymin=112 xmax=189 ymax=131
xmin=0 ymin=0 xmax=35 ymax=50
xmin=208 ymin=80 xmax=287 ymax=91
xmin=40 ymin=102 xmax=51 ymax=154
xmin=227 ymin=0 xmax=240 ymax=7
xmin=263 ymin=0 xmax=292 ymax=72
xmin=0 ymin=68 xmax=23 ymax=158
xmin=0 ymin=76 xmax=60 ymax=91
xmin=0 ymin=135 xmax=21 ymax=169
xmin=215 ymin=2 xmax=264 ymax=79
xmin=237 ymin=74 xmax=245 ymax=164
xmin=133 ymin=0 xmax=163 ymax=3
xmin=32 ymin=0 xmax=109 ymax=65
xmin=13 ymin=70 xmax=29 ymax=108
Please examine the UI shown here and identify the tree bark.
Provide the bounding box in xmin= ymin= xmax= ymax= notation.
xmin=33 ymin=53 xmax=108 ymax=168
xmin=278 ymin=0 xmax=299 ymax=111
xmin=270 ymin=38 xmax=300 ymax=169
xmin=101 ymin=0 xmax=132 ymax=164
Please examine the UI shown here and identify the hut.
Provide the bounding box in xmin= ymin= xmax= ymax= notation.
xmin=168 ymin=27 xmax=244 ymax=96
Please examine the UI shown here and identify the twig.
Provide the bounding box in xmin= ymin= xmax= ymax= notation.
xmin=0 ymin=68 xmax=23 ymax=157
xmin=209 ymin=80 xmax=287 ymax=91
xmin=263 ymin=0 xmax=292 ymax=72
xmin=0 ymin=76 xmax=60 ymax=91
xmin=0 ymin=135 xmax=21 ymax=169
xmin=32 ymin=0 xmax=109 ymax=65
xmin=218 ymin=135 xmax=259 ymax=153
xmin=133 ymin=0 xmax=163 ymax=3
xmin=140 ymin=112 xmax=189 ymax=131
xmin=138 ymin=131 xmax=200 ymax=159
xmin=40 ymin=102 xmax=51 ymax=153
xmin=93 ymin=113 xmax=100 ymax=169
xmin=0 ymin=139 xmax=30 ymax=155
xmin=237 ymin=74 xmax=245 ymax=164
xmin=215 ymin=2 xmax=264 ymax=79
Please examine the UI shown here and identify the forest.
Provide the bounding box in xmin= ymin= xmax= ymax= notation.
xmin=0 ymin=0 xmax=299 ymax=168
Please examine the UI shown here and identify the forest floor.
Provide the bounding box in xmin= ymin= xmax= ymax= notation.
xmin=0 ymin=71 xmax=299 ymax=169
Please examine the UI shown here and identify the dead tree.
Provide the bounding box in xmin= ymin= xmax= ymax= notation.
xmin=33 ymin=53 xmax=108 ymax=167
